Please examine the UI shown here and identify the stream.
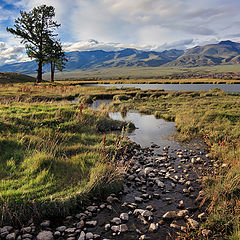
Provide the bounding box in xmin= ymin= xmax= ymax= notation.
xmin=2 ymin=101 xmax=214 ymax=240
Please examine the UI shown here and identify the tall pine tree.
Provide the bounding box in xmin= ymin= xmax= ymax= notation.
xmin=7 ymin=5 xmax=60 ymax=83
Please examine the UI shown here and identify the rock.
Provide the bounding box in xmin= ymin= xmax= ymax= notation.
xmin=177 ymin=210 xmax=189 ymax=218
xmin=76 ymin=213 xmax=87 ymax=220
xmin=56 ymin=226 xmax=67 ymax=232
xmin=144 ymin=167 xmax=153 ymax=175
xmin=86 ymin=206 xmax=98 ymax=212
xmin=40 ymin=220 xmax=50 ymax=228
xmin=104 ymin=224 xmax=111 ymax=231
xmin=85 ymin=221 xmax=97 ymax=228
xmin=177 ymin=200 xmax=184 ymax=209
xmin=135 ymin=197 xmax=143 ymax=203
xmin=1 ymin=226 xmax=13 ymax=233
xmin=54 ymin=231 xmax=61 ymax=237
xmin=6 ymin=233 xmax=16 ymax=240
xmin=149 ymin=223 xmax=158 ymax=232
xmin=162 ymin=211 xmax=177 ymax=219
xmin=120 ymin=213 xmax=129 ymax=221
xmin=119 ymin=224 xmax=128 ymax=233
xmin=93 ymin=234 xmax=101 ymax=239
xmin=202 ymin=229 xmax=212 ymax=237
xmin=142 ymin=210 xmax=153 ymax=218
xmin=111 ymin=225 xmax=120 ymax=233
xmin=139 ymin=235 xmax=150 ymax=240
xmin=77 ymin=220 xmax=85 ymax=229
xmin=133 ymin=209 xmax=145 ymax=216
xmin=36 ymin=231 xmax=53 ymax=240
xmin=86 ymin=232 xmax=94 ymax=240
xmin=155 ymin=179 xmax=165 ymax=188
xmin=78 ymin=231 xmax=85 ymax=240
xmin=21 ymin=233 xmax=33 ymax=239
xmin=111 ymin=217 xmax=121 ymax=225
xmin=187 ymin=218 xmax=199 ymax=229
xmin=21 ymin=227 xmax=31 ymax=233
xmin=66 ymin=228 xmax=76 ymax=234
xmin=106 ymin=196 xmax=114 ymax=203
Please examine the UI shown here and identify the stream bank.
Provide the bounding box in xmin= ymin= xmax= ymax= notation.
xmin=0 ymin=107 xmax=218 ymax=240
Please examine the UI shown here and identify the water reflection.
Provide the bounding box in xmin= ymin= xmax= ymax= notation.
xmin=109 ymin=111 xmax=176 ymax=148
xmin=94 ymin=83 xmax=240 ymax=92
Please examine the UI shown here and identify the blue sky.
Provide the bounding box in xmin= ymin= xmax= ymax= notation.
xmin=1 ymin=0 xmax=240 ymax=65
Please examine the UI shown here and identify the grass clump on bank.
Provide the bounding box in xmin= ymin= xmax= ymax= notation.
xmin=0 ymin=102 xmax=131 ymax=225
xmin=109 ymin=89 xmax=240 ymax=238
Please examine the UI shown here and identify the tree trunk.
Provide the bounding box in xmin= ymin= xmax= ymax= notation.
xmin=51 ymin=62 xmax=55 ymax=82
xmin=37 ymin=60 xmax=42 ymax=83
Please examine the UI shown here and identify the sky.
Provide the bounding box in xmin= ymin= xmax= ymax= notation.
xmin=1 ymin=0 xmax=240 ymax=66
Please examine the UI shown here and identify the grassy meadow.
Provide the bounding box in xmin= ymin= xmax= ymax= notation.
xmin=0 ymin=76 xmax=240 ymax=238
xmin=0 ymin=99 xmax=133 ymax=225
xmin=43 ymin=64 xmax=240 ymax=81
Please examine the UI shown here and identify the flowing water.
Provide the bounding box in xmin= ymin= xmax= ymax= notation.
xmin=89 ymin=83 xmax=240 ymax=92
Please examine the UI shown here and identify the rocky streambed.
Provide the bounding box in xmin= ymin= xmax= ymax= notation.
xmin=0 ymin=140 xmax=216 ymax=240
xmin=1 ymin=108 xmax=218 ymax=240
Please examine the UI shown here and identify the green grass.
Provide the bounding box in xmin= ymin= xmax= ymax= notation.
xmin=0 ymin=102 xmax=131 ymax=225
xmin=0 ymin=72 xmax=35 ymax=83
xmin=42 ymin=65 xmax=240 ymax=81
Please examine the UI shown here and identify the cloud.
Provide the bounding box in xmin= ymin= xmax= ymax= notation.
xmin=0 ymin=42 xmax=30 ymax=66
xmin=1 ymin=0 xmax=240 ymax=65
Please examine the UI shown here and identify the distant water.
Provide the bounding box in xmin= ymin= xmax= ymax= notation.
xmin=91 ymin=83 xmax=240 ymax=92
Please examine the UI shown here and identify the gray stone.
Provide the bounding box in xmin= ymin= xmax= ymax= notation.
xmin=177 ymin=210 xmax=189 ymax=218
xmin=36 ymin=231 xmax=53 ymax=240
xmin=104 ymin=223 xmax=110 ymax=231
xmin=56 ymin=226 xmax=66 ymax=232
xmin=6 ymin=233 xmax=16 ymax=240
xmin=40 ymin=220 xmax=50 ymax=228
xmin=54 ymin=231 xmax=61 ymax=237
xmin=119 ymin=224 xmax=128 ymax=233
xmin=149 ymin=223 xmax=158 ymax=232
xmin=135 ymin=197 xmax=143 ymax=203
xmin=85 ymin=221 xmax=97 ymax=228
xmin=120 ymin=213 xmax=129 ymax=221
xmin=111 ymin=225 xmax=120 ymax=233
xmin=155 ymin=179 xmax=165 ymax=188
xmin=22 ymin=234 xmax=33 ymax=239
xmin=187 ymin=218 xmax=199 ymax=230
xmin=65 ymin=228 xmax=76 ymax=234
xmin=162 ymin=211 xmax=178 ymax=219
xmin=111 ymin=217 xmax=121 ymax=225
xmin=86 ymin=206 xmax=98 ymax=212
xmin=21 ymin=227 xmax=31 ymax=233
xmin=86 ymin=232 xmax=94 ymax=240
xmin=78 ymin=231 xmax=85 ymax=240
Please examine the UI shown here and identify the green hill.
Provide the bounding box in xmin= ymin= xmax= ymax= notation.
xmin=0 ymin=72 xmax=35 ymax=83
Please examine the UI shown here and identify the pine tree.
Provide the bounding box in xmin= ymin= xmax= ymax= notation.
xmin=6 ymin=5 xmax=60 ymax=83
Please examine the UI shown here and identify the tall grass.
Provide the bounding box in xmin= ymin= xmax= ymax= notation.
xmin=0 ymin=102 xmax=131 ymax=225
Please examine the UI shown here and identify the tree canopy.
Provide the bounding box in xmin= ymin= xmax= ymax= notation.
xmin=7 ymin=5 xmax=62 ymax=83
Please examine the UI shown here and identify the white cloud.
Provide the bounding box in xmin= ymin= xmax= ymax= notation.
xmin=1 ymin=0 xmax=240 ymax=65
xmin=0 ymin=42 xmax=30 ymax=66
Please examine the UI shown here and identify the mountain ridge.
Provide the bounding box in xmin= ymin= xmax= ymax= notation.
xmin=0 ymin=40 xmax=240 ymax=74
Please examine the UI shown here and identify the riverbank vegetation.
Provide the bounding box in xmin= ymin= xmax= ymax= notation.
xmin=44 ymin=64 xmax=240 ymax=81
xmin=0 ymin=79 xmax=239 ymax=238
xmin=0 ymin=101 xmax=132 ymax=225
xmin=108 ymin=88 xmax=240 ymax=238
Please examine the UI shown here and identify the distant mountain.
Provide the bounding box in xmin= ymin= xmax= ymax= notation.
xmin=165 ymin=40 xmax=240 ymax=67
xmin=1 ymin=41 xmax=240 ymax=74
xmin=0 ymin=48 xmax=184 ymax=74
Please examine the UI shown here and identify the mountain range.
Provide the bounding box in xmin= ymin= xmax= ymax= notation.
xmin=0 ymin=40 xmax=240 ymax=74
